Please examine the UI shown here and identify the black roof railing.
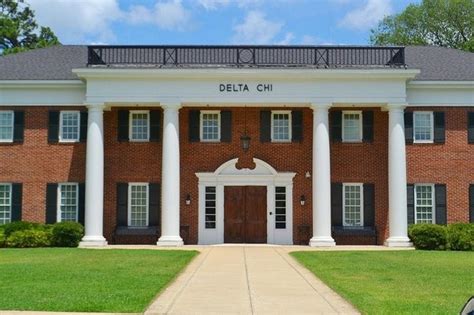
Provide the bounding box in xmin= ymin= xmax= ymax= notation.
xmin=87 ymin=45 xmax=405 ymax=68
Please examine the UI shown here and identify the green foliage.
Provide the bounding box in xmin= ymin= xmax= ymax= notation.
xmin=3 ymin=220 xmax=41 ymax=238
xmin=51 ymin=222 xmax=84 ymax=247
xmin=0 ymin=0 xmax=60 ymax=55
xmin=447 ymin=223 xmax=474 ymax=251
xmin=0 ymin=228 xmax=5 ymax=248
xmin=370 ymin=0 xmax=474 ymax=52
xmin=6 ymin=229 xmax=51 ymax=248
xmin=408 ymin=224 xmax=447 ymax=250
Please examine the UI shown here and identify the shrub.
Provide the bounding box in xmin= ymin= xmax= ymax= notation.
xmin=3 ymin=221 xmax=42 ymax=238
xmin=0 ymin=228 xmax=5 ymax=248
xmin=447 ymin=223 xmax=474 ymax=251
xmin=408 ymin=224 xmax=447 ymax=250
xmin=51 ymin=222 xmax=84 ymax=247
xmin=6 ymin=229 xmax=51 ymax=248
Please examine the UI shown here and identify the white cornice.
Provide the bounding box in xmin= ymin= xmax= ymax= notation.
xmin=0 ymin=80 xmax=84 ymax=89
xmin=408 ymin=81 xmax=474 ymax=89
xmin=72 ymin=68 xmax=420 ymax=80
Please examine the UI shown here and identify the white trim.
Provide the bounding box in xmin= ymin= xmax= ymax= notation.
xmin=341 ymin=110 xmax=363 ymax=143
xmin=342 ymin=183 xmax=364 ymax=227
xmin=413 ymin=111 xmax=434 ymax=144
xmin=271 ymin=110 xmax=292 ymax=143
xmin=59 ymin=110 xmax=80 ymax=143
xmin=408 ymin=81 xmax=474 ymax=88
xmin=57 ymin=183 xmax=79 ymax=223
xmin=127 ymin=183 xmax=149 ymax=227
xmin=129 ymin=110 xmax=150 ymax=142
xmin=199 ymin=110 xmax=221 ymax=142
xmin=0 ymin=183 xmax=12 ymax=224
xmin=414 ymin=184 xmax=436 ymax=224
xmin=0 ymin=110 xmax=14 ymax=143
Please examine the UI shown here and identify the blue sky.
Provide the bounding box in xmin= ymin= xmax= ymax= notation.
xmin=27 ymin=0 xmax=419 ymax=46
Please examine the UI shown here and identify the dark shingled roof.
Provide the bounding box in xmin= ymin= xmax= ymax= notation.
xmin=0 ymin=45 xmax=472 ymax=81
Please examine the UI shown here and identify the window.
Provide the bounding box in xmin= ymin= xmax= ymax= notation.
xmin=415 ymin=184 xmax=435 ymax=224
xmin=343 ymin=184 xmax=363 ymax=227
xmin=271 ymin=111 xmax=291 ymax=142
xmin=205 ymin=186 xmax=216 ymax=229
xmin=275 ymin=186 xmax=286 ymax=229
xmin=342 ymin=111 xmax=362 ymax=142
xmin=59 ymin=111 xmax=80 ymax=142
xmin=200 ymin=111 xmax=220 ymax=142
xmin=130 ymin=111 xmax=150 ymax=141
xmin=414 ymin=112 xmax=433 ymax=143
xmin=0 ymin=184 xmax=12 ymax=224
xmin=58 ymin=183 xmax=78 ymax=222
xmin=128 ymin=184 xmax=148 ymax=227
xmin=0 ymin=111 xmax=14 ymax=142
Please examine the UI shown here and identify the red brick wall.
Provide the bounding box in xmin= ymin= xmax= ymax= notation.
xmin=0 ymin=106 xmax=86 ymax=223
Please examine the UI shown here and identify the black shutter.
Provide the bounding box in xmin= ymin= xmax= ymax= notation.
xmin=467 ymin=112 xmax=474 ymax=144
xmin=404 ymin=112 xmax=413 ymax=144
xmin=330 ymin=110 xmax=342 ymax=142
xmin=48 ymin=111 xmax=59 ymax=143
xmin=80 ymin=112 xmax=88 ymax=142
xmin=469 ymin=184 xmax=474 ymax=223
xmin=46 ymin=183 xmax=58 ymax=224
xmin=435 ymin=184 xmax=447 ymax=224
xmin=331 ymin=183 xmax=343 ymax=226
xmin=407 ymin=184 xmax=415 ymax=225
xmin=78 ymin=183 xmax=85 ymax=225
xmin=362 ymin=111 xmax=374 ymax=143
xmin=220 ymin=110 xmax=232 ymax=142
xmin=363 ymin=183 xmax=375 ymax=227
xmin=150 ymin=110 xmax=162 ymax=142
xmin=149 ymin=183 xmax=160 ymax=227
xmin=13 ymin=111 xmax=24 ymax=143
xmin=11 ymin=183 xmax=22 ymax=221
xmin=291 ymin=110 xmax=303 ymax=142
xmin=189 ymin=110 xmax=200 ymax=142
xmin=117 ymin=110 xmax=129 ymax=142
xmin=260 ymin=110 xmax=271 ymax=142
xmin=117 ymin=183 xmax=128 ymax=226
xmin=433 ymin=112 xmax=445 ymax=144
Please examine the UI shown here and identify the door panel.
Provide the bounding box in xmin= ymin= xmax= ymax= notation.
xmin=224 ymin=186 xmax=267 ymax=243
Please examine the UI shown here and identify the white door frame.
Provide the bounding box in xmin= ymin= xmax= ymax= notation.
xmin=196 ymin=158 xmax=295 ymax=245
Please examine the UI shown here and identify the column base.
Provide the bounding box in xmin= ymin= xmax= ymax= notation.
xmin=157 ymin=235 xmax=184 ymax=247
xmin=79 ymin=236 xmax=108 ymax=248
xmin=309 ymin=236 xmax=336 ymax=247
xmin=384 ymin=236 xmax=413 ymax=247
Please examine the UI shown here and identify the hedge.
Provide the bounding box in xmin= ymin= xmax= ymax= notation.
xmin=409 ymin=223 xmax=473 ymax=251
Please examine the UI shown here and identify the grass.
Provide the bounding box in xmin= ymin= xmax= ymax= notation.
xmin=0 ymin=248 xmax=198 ymax=312
xmin=291 ymin=250 xmax=474 ymax=315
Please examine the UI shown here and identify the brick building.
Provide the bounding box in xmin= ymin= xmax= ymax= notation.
xmin=0 ymin=45 xmax=473 ymax=246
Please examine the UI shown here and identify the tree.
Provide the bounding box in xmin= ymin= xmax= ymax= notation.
xmin=370 ymin=0 xmax=474 ymax=52
xmin=0 ymin=0 xmax=60 ymax=55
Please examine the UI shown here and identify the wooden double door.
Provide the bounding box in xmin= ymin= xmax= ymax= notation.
xmin=224 ymin=186 xmax=267 ymax=243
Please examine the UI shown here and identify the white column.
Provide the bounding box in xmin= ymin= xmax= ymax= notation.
xmin=310 ymin=104 xmax=335 ymax=247
xmin=385 ymin=105 xmax=412 ymax=247
xmin=157 ymin=104 xmax=184 ymax=246
xmin=79 ymin=104 xmax=107 ymax=247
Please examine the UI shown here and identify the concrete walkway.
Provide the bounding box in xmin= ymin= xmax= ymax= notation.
xmin=145 ymin=246 xmax=359 ymax=315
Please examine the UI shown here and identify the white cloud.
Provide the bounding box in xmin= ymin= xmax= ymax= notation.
xmin=127 ymin=0 xmax=191 ymax=30
xmin=339 ymin=0 xmax=392 ymax=30
xmin=276 ymin=32 xmax=295 ymax=45
xmin=301 ymin=35 xmax=317 ymax=45
xmin=28 ymin=0 xmax=122 ymax=43
xmin=197 ymin=0 xmax=231 ymax=10
xmin=232 ymin=11 xmax=283 ymax=44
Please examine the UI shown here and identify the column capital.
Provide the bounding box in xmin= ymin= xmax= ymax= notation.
xmin=386 ymin=103 xmax=407 ymax=112
xmin=161 ymin=103 xmax=182 ymax=110
xmin=310 ymin=103 xmax=332 ymax=111
xmin=85 ymin=103 xmax=105 ymax=112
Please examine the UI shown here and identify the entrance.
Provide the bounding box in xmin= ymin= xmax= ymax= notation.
xmin=224 ymin=186 xmax=267 ymax=243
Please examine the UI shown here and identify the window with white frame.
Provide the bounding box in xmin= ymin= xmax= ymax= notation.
xmin=343 ymin=184 xmax=363 ymax=227
xmin=128 ymin=184 xmax=148 ymax=227
xmin=59 ymin=111 xmax=80 ymax=142
xmin=130 ymin=111 xmax=150 ymax=141
xmin=0 ymin=184 xmax=12 ymax=224
xmin=200 ymin=111 xmax=220 ymax=142
xmin=205 ymin=186 xmax=216 ymax=229
xmin=342 ymin=111 xmax=362 ymax=142
xmin=415 ymin=184 xmax=435 ymax=224
xmin=0 ymin=111 xmax=14 ymax=142
xmin=271 ymin=111 xmax=291 ymax=142
xmin=58 ymin=183 xmax=78 ymax=222
xmin=414 ymin=112 xmax=433 ymax=143
xmin=275 ymin=186 xmax=286 ymax=229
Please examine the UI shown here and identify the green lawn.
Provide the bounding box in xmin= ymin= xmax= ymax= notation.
xmin=291 ymin=251 xmax=473 ymax=315
xmin=0 ymin=248 xmax=197 ymax=312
